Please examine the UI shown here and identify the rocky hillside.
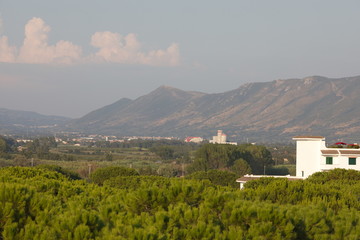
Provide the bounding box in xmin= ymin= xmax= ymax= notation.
xmin=67 ymin=76 xmax=360 ymax=142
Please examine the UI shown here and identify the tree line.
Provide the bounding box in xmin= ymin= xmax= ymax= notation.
xmin=1 ymin=134 xmax=291 ymax=178
xmin=187 ymin=143 xmax=275 ymax=175
xmin=1 ymin=167 xmax=360 ymax=239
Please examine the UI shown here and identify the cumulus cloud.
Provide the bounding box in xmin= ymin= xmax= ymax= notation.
xmin=17 ymin=18 xmax=82 ymax=64
xmin=0 ymin=17 xmax=180 ymax=66
xmin=0 ymin=16 xmax=17 ymax=62
xmin=0 ymin=36 xmax=16 ymax=62
xmin=90 ymin=31 xmax=179 ymax=66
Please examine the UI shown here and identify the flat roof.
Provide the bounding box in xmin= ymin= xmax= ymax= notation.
xmin=338 ymin=149 xmax=360 ymax=155
xmin=321 ymin=149 xmax=339 ymax=155
xmin=293 ymin=136 xmax=325 ymax=140
xmin=236 ymin=174 xmax=304 ymax=183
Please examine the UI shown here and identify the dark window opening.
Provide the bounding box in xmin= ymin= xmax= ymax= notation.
xmin=326 ymin=157 xmax=333 ymax=165
xmin=349 ymin=157 xmax=356 ymax=165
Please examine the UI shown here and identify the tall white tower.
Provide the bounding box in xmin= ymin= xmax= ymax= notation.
xmin=293 ymin=136 xmax=326 ymax=178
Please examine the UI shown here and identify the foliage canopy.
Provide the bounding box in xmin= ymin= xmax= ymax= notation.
xmin=90 ymin=166 xmax=139 ymax=185
xmin=1 ymin=167 xmax=360 ymax=239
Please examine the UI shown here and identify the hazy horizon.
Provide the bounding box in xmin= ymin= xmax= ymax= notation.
xmin=1 ymin=1 xmax=360 ymax=117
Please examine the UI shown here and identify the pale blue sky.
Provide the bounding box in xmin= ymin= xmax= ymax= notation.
xmin=1 ymin=0 xmax=360 ymax=117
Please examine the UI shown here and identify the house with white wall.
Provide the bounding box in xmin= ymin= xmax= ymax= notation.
xmin=293 ymin=136 xmax=360 ymax=178
xmin=236 ymin=135 xmax=360 ymax=189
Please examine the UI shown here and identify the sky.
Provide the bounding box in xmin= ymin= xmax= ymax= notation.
xmin=1 ymin=0 xmax=360 ymax=118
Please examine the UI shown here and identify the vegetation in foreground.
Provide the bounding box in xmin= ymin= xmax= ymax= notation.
xmin=1 ymin=167 xmax=360 ymax=239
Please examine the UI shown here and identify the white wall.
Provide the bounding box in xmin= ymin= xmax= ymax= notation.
xmin=320 ymin=155 xmax=360 ymax=171
xmin=295 ymin=137 xmax=325 ymax=178
xmin=294 ymin=136 xmax=360 ymax=178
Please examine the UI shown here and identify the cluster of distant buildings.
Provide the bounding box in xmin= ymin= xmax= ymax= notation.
xmin=15 ymin=129 xmax=234 ymax=146
xmin=15 ymin=133 xmax=179 ymax=147
xmin=185 ymin=130 xmax=238 ymax=145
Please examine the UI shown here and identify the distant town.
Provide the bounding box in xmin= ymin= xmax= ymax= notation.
xmin=7 ymin=130 xmax=246 ymax=147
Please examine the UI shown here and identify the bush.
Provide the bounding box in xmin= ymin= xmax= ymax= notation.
xmin=186 ymin=169 xmax=238 ymax=188
xmin=104 ymin=175 xmax=172 ymax=189
xmin=90 ymin=166 xmax=139 ymax=185
xmin=36 ymin=164 xmax=81 ymax=180
xmin=307 ymin=168 xmax=360 ymax=184
xmin=265 ymin=166 xmax=290 ymax=175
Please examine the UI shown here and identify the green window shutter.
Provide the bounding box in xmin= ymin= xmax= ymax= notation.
xmin=349 ymin=157 xmax=356 ymax=165
xmin=326 ymin=157 xmax=333 ymax=165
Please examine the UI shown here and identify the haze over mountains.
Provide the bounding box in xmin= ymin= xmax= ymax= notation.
xmin=2 ymin=76 xmax=360 ymax=142
xmin=0 ymin=108 xmax=70 ymax=135
xmin=67 ymin=75 xmax=360 ymax=142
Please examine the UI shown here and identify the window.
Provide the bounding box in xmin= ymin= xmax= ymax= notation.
xmin=349 ymin=157 xmax=356 ymax=165
xmin=326 ymin=157 xmax=333 ymax=165
xmin=301 ymin=171 xmax=304 ymax=177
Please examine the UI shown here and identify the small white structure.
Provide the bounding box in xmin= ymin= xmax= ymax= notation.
xmin=184 ymin=137 xmax=204 ymax=143
xmin=209 ymin=130 xmax=237 ymax=145
xmin=293 ymin=136 xmax=360 ymax=178
xmin=236 ymin=174 xmax=303 ymax=189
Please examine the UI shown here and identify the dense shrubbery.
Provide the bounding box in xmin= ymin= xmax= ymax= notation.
xmin=2 ymin=167 xmax=360 ymax=239
xmin=265 ymin=165 xmax=290 ymax=175
xmin=103 ymin=175 xmax=173 ymax=189
xmin=186 ymin=170 xmax=238 ymax=188
xmin=20 ymin=137 xmax=76 ymax=161
xmin=90 ymin=166 xmax=139 ymax=185
xmin=36 ymin=164 xmax=81 ymax=180
xmin=187 ymin=143 xmax=273 ymax=175
xmin=307 ymin=168 xmax=360 ymax=184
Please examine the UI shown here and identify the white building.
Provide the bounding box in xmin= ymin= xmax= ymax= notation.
xmin=209 ymin=130 xmax=237 ymax=145
xmin=184 ymin=137 xmax=204 ymax=143
xmin=236 ymin=174 xmax=303 ymax=189
xmin=293 ymin=136 xmax=360 ymax=178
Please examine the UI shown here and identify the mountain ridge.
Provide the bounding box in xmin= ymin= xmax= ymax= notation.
xmin=65 ymin=75 xmax=360 ymax=142
xmin=2 ymin=75 xmax=360 ymax=142
xmin=0 ymin=108 xmax=71 ymax=135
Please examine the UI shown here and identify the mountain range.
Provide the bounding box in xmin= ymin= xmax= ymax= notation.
xmin=66 ymin=75 xmax=360 ymax=142
xmin=1 ymin=76 xmax=360 ymax=142
xmin=0 ymin=108 xmax=70 ymax=135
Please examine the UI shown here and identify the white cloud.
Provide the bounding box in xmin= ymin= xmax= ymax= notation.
xmin=17 ymin=18 xmax=82 ymax=64
xmin=90 ymin=31 xmax=179 ymax=66
xmin=0 ymin=17 xmax=180 ymax=66
xmin=90 ymin=32 xmax=141 ymax=64
xmin=0 ymin=15 xmax=17 ymax=62
xmin=0 ymin=36 xmax=16 ymax=62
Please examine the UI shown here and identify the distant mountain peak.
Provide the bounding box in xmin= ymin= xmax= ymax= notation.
xmin=151 ymin=85 xmax=181 ymax=94
xmin=158 ymin=85 xmax=176 ymax=90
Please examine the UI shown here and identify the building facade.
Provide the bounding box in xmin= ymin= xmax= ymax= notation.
xmin=293 ymin=136 xmax=360 ymax=178
xmin=209 ymin=130 xmax=237 ymax=145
